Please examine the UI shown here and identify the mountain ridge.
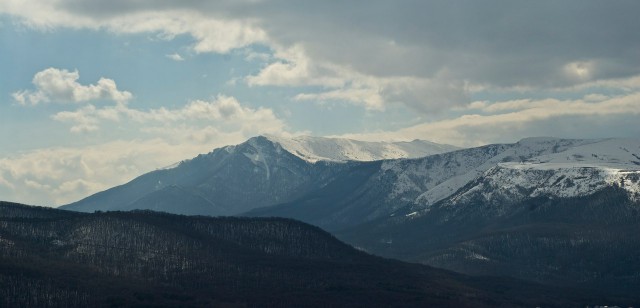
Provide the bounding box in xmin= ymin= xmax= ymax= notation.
xmin=262 ymin=134 xmax=460 ymax=163
xmin=3 ymin=201 xmax=616 ymax=307
xmin=245 ymin=137 xmax=640 ymax=295
xmin=60 ymin=135 xmax=457 ymax=215
xmin=33 ymin=136 xmax=640 ymax=299
xmin=249 ymin=137 xmax=640 ymax=230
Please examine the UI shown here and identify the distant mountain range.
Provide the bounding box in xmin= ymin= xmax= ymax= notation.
xmin=2 ymin=201 xmax=611 ymax=307
xmin=61 ymin=135 xmax=458 ymax=216
xmin=57 ymin=135 xmax=640 ymax=298
xmin=250 ymin=137 xmax=640 ymax=294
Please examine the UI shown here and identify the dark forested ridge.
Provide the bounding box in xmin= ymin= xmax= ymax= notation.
xmin=337 ymin=187 xmax=640 ymax=298
xmin=0 ymin=201 xmax=626 ymax=307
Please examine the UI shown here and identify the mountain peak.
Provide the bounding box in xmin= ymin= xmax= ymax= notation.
xmin=516 ymin=136 xmax=561 ymax=144
xmin=260 ymin=134 xmax=459 ymax=163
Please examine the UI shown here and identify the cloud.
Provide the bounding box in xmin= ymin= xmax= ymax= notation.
xmin=166 ymin=53 xmax=184 ymax=61
xmin=243 ymin=49 xmax=270 ymax=62
xmin=12 ymin=68 xmax=132 ymax=105
xmin=51 ymin=94 xmax=287 ymax=136
xmin=12 ymin=68 xmax=288 ymax=136
xmin=1 ymin=95 xmax=295 ymax=206
xmin=0 ymin=2 xmax=267 ymax=53
xmin=0 ymin=139 xmax=220 ymax=205
xmin=3 ymin=67 xmax=296 ymax=206
xmin=336 ymin=93 xmax=640 ymax=147
xmin=246 ymin=45 xmax=346 ymax=88
xmin=0 ymin=124 xmax=303 ymax=206
xmin=108 ymin=11 xmax=268 ymax=54
xmin=249 ymin=46 xmax=469 ymax=112
xmin=5 ymin=1 xmax=639 ymax=113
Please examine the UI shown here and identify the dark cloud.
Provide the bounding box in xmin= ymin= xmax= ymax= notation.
xmin=34 ymin=1 xmax=640 ymax=92
xmin=254 ymin=1 xmax=640 ymax=88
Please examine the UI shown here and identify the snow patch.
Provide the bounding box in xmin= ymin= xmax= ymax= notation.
xmin=451 ymin=163 xmax=640 ymax=206
xmin=378 ymin=138 xmax=640 ymax=219
xmin=244 ymin=138 xmax=271 ymax=180
xmin=264 ymin=134 xmax=458 ymax=163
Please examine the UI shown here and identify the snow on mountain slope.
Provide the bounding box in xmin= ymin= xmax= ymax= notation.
xmin=472 ymin=139 xmax=639 ymax=198
xmin=375 ymin=138 xmax=640 ymax=217
xmin=520 ymin=138 xmax=640 ymax=168
xmin=432 ymin=138 xmax=640 ymax=212
xmin=413 ymin=138 xmax=602 ymax=206
xmin=61 ymin=135 xmax=339 ymax=215
xmin=336 ymin=139 xmax=640 ymax=296
xmin=378 ymin=138 xmax=597 ymax=208
xmin=447 ymin=164 xmax=640 ymax=208
xmin=65 ymin=133 xmax=459 ymax=216
xmin=264 ymin=135 xmax=459 ymax=163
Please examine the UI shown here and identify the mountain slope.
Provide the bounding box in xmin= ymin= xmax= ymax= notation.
xmin=331 ymin=138 xmax=640 ymax=294
xmin=61 ymin=135 xmax=456 ymax=215
xmin=55 ymin=137 xmax=640 ymax=299
xmin=61 ymin=136 xmax=342 ymax=215
xmin=265 ymin=134 xmax=459 ymax=162
xmin=250 ymin=138 xmax=632 ymax=231
xmin=338 ymin=187 xmax=640 ymax=296
xmin=247 ymin=138 xmax=640 ymax=296
xmin=0 ymin=201 xmax=609 ymax=307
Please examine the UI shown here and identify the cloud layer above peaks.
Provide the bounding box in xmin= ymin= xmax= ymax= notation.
xmin=4 ymin=0 xmax=640 ymax=112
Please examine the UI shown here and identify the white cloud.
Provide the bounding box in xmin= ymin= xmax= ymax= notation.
xmin=246 ymin=45 xmax=346 ymax=88
xmin=295 ymin=88 xmax=385 ymax=111
xmin=0 ymin=174 xmax=14 ymax=190
xmin=563 ymin=61 xmax=594 ymax=82
xmin=0 ymin=125 xmax=299 ymax=206
xmin=187 ymin=17 xmax=267 ymax=54
xmin=244 ymin=50 xmax=271 ymax=62
xmin=0 ymin=2 xmax=267 ymax=54
xmin=336 ymin=92 xmax=640 ymax=147
xmin=1 ymin=0 xmax=639 ymax=210
xmin=104 ymin=11 xmax=269 ymax=53
xmin=4 ymin=68 xmax=296 ymax=206
xmin=583 ymin=93 xmax=609 ymax=102
xmin=51 ymin=105 xmax=103 ymax=132
xmin=51 ymin=94 xmax=287 ymax=136
xmin=3 ymin=1 xmax=640 ymax=115
xmin=0 ymin=139 xmax=216 ymax=205
xmin=13 ymin=67 xmax=288 ymax=136
xmin=13 ymin=68 xmax=132 ymax=105
xmin=247 ymin=45 xmax=471 ymax=112
xmin=564 ymin=75 xmax=640 ymax=92
xmin=166 ymin=53 xmax=184 ymax=61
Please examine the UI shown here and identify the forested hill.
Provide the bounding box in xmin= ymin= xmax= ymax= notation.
xmin=0 ymin=201 xmax=624 ymax=307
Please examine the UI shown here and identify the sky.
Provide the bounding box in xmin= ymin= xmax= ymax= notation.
xmin=1 ymin=1 xmax=640 ymax=206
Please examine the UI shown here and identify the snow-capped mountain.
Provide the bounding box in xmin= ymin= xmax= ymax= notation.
xmin=384 ymin=137 xmax=616 ymax=209
xmin=60 ymin=135 xmax=640 ymax=295
xmin=333 ymin=138 xmax=640 ymax=293
xmin=61 ymin=136 xmax=334 ymax=215
xmin=406 ymin=138 xmax=640 ymax=214
xmin=61 ymin=135 xmax=456 ymax=215
xmin=264 ymin=134 xmax=459 ymax=163
xmin=252 ymin=137 xmax=640 ymax=230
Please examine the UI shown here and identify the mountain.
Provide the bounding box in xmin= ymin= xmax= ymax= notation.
xmin=338 ymin=186 xmax=640 ymax=296
xmin=58 ymin=135 xmax=640 ymax=296
xmin=0 ymin=201 xmax=611 ymax=307
xmin=264 ymin=134 xmax=459 ymax=162
xmin=249 ymin=138 xmax=640 ymax=295
xmin=60 ymin=135 xmax=457 ymax=215
xmin=250 ymin=138 xmax=640 ymax=230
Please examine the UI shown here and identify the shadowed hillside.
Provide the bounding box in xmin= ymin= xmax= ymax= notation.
xmin=0 ymin=201 xmax=622 ymax=307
